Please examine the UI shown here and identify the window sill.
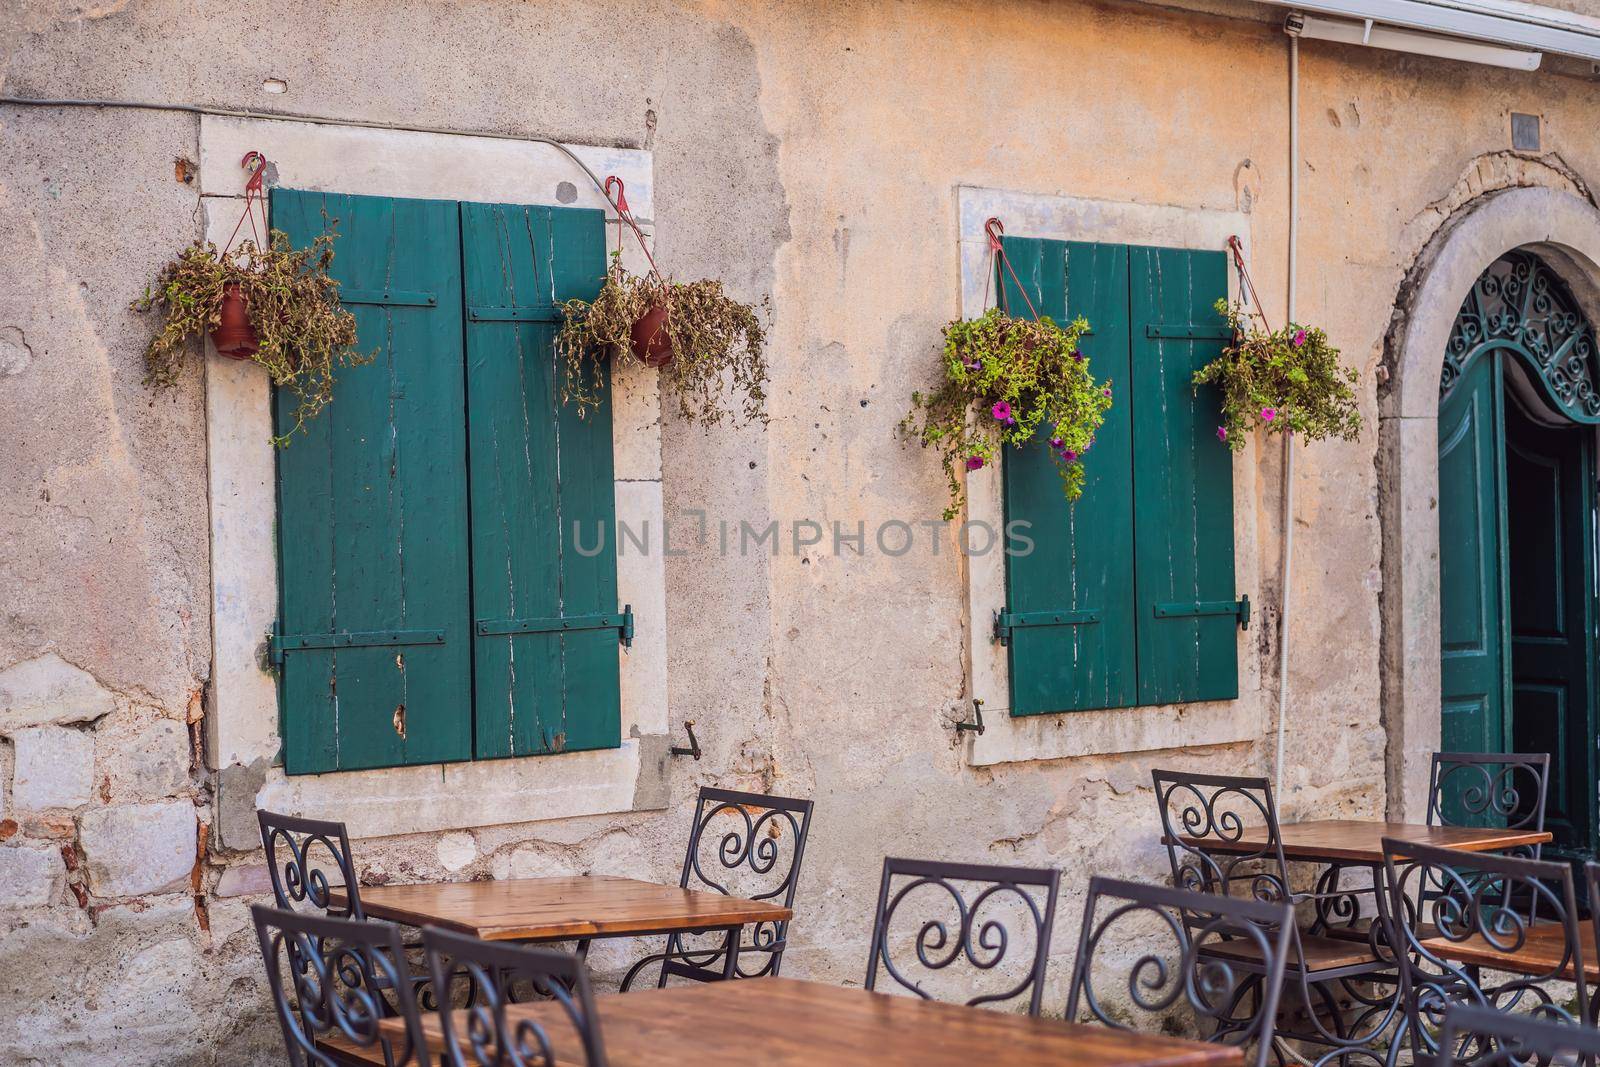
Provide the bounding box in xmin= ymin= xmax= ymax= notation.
xmin=963 ymin=696 xmax=1264 ymax=767
xmin=250 ymin=737 xmax=670 ymax=839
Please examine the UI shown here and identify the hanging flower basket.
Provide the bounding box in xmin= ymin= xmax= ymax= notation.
xmin=902 ymin=308 xmax=1110 ymax=521
xmin=1194 ymin=300 xmax=1362 ymax=452
xmin=131 ymin=151 xmax=371 ymax=445
xmin=901 ymin=218 xmax=1111 ymax=521
xmin=211 ymin=284 xmax=259 ymax=360
xmin=556 ymin=177 xmax=767 ymax=426
xmin=628 ymin=302 xmax=674 ymax=368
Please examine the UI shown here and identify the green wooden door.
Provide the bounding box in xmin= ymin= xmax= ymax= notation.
xmin=272 ymin=189 xmax=474 ymax=774
xmin=460 ymin=201 xmax=620 ymax=759
xmin=1129 ymin=247 xmax=1237 ymax=706
xmin=1001 ymin=239 xmax=1138 ymax=714
xmin=1437 ymin=351 xmax=1509 ymax=759
xmin=1505 ymin=393 xmax=1597 ymax=853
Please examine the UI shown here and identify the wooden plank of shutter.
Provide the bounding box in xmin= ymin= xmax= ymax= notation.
xmin=271 ymin=189 xmax=473 ymax=774
xmin=1000 ymin=238 xmax=1138 ymax=714
xmin=1129 ymin=246 xmax=1239 ymax=706
xmin=460 ymin=201 xmax=620 ymax=759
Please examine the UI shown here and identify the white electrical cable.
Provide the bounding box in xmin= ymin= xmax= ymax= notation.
xmin=1274 ymin=34 xmax=1300 ymax=789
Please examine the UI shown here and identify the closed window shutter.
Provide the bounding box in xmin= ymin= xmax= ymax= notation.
xmin=272 ymin=189 xmax=474 ymax=774
xmin=1000 ymin=238 xmax=1138 ymax=714
xmin=460 ymin=202 xmax=621 ymax=759
xmin=1129 ymin=246 xmax=1238 ymax=705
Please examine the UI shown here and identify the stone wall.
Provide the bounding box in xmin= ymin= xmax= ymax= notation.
xmin=4 ymin=0 xmax=1599 ymax=1062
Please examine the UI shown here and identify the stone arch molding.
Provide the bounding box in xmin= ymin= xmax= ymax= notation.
xmin=1382 ymin=184 xmax=1600 ymax=822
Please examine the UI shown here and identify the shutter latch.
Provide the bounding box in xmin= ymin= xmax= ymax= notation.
xmin=992 ymin=609 xmax=1101 ymax=647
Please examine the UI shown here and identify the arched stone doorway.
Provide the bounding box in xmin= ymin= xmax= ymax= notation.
xmin=1437 ymin=249 xmax=1599 ymax=856
xmin=1381 ymin=185 xmax=1600 ymax=842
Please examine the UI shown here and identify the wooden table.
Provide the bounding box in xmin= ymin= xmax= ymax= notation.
xmin=331 ymin=874 xmax=791 ymax=943
xmin=1420 ymin=922 xmax=1600 ymax=984
xmin=1174 ymin=820 xmax=1552 ymax=864
xmin=379 ymin=976 xmax=1246 ymax=1067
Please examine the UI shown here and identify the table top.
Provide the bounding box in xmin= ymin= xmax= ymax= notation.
xmin=330 ymin=874 xmax=791 ymax=943
xmin=1420 ymin=922 xmax=1599 ymax=984
xmin=381 ymin=976 xmax=1246 ymax=1067
xmin=1173 ymin=819 xmax=1552 ymax=864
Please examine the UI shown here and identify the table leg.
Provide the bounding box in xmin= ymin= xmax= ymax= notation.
xmin=721 ymin=926 xmax=741 ymax=980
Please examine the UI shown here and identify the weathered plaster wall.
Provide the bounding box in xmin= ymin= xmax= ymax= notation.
xmin=3 ymin=0 xmax=1598 ymax=1062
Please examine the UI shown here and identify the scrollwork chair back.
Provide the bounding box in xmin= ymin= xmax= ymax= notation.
xmin=1066 ymin=877 xmax=1294 ymax=1067
xmin=1152 ymin=770 xmax=1292 ymax=907
xmin=1380 ymin=836 xmax=1587 ymax=1064
xmin=621 ymin=787 xmax=814 ymax=990
xmin=1434 ymin=1003 xmax=1600 ymax=1067
xmin=423 ymin=927 xmax=607 ymax=1067
xmin=258 ymin=809 xmax=365 ymax=920
xmin=252 ymin=904 xmax=430 ymax=1067
xmin=864 ymin=856 xmax=1061 ymax=1015
xmin=1427 ymin=753 xmax=1550 ymax=855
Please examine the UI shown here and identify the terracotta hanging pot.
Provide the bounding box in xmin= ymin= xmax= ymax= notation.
xmin=212 ymin=284 xmax=259 ymax=360
xmin=629 ymin=303 xmax=673 ymax=368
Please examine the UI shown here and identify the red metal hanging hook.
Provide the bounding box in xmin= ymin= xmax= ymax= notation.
xmin=985 ymin=217 xmax=1006 ymax=252
xmin=241 ymin=151 xmax=267 ymax=195
xmin=223 ymin=149 xmax=269 ymax=255
xmin=604 ymin=175 xmax=630 ymax=216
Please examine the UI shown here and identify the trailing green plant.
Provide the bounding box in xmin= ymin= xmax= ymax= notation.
xmin=901 ymin=308 xmax=1111 ymax=520
xmin=556 ymin=252 xmax=769 ymax=426
xmin=1194 ymin=300 xmax=1362 ymax=452
xmin=132 ymin=230 xmax=370 ymax=445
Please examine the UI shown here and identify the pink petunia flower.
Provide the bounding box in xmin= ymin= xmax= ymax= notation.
xmin=1062 ymin=450 xmax=1078 ymax=463
xmin=966 ymin=455 xmax=985 ymax=471
xmin=1217 ymin=426 xmax=1228 ymax=442
xmin=1261 ymin=408 xmax=1276 ymax=422
xmin=1049 ymin=437 xmax=1063 ymax=448
xmin=991 ymin=401 xmax=1012 ymax=421
xmin=1292 ymin=328 xmax=1307 ymax=347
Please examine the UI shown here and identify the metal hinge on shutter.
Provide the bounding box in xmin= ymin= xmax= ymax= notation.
xmin=992 ymin=609 xmax=1101 ymax=647
xmin=474 ymin=605 xmax=635 ymax=648
xmin=1152 ymin=595 xmax=1251 ymax=631
xmin=268 ymin=625 xmax=447 ymax=667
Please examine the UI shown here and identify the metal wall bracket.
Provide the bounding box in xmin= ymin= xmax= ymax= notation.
xmin=475 ymin=605 xmax=635 ymax=648
xmin=954 ymin=698 xmax=986 ymax=736
xmin=268 ymin=626 xmax=446 ymax=667
xmin=669 ymin=720 xmax=702 ymax=759
xmin=992 ymin=609 xmax=1100 ymax=647
xmin=1152 ymin=595 xmax=1250 ymax=630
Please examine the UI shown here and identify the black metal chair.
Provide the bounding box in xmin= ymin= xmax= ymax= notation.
xmin=863 ymin=856 xmax=1060 ymax=1015
xmin=258 ymin=809 xmax=367 ymax=920
xmin=1427 ymin=752 xmax=1551 ymax=857
xmin=1382 ymin=837 xmax=1588 ymax=1067
xmin=258 ymin=808 xmax=441 ymax=1013
xmin=423 ymin=927 xmax=607 ymax=1067
xmin=1066 ymin=877 xmax=1294 ymax=1067
xmin=620 ymin=787 xmax=814 ymax=990
xmin=1152 ymin=769 xmax=1400 ymax=1067
xmin=1433 ymin=1003 xmax=1600 ymax=1067
xmin=252 ymin=903 xmax=431 ymax=1067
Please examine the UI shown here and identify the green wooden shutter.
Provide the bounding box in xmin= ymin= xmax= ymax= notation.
xmin=1128 ymin=246 xmax=1239 ymax=705
xmin=1000 ymin=239 xmax=1138 ymax=714
xmin=271 ymin=189 xmax=473 ymax=774
xmin=459 ymin=201 xmax=621 ymax=759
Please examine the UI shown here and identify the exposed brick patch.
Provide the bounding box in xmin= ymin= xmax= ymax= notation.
xmin=0 ymin=819 xmax=18 ymax=842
